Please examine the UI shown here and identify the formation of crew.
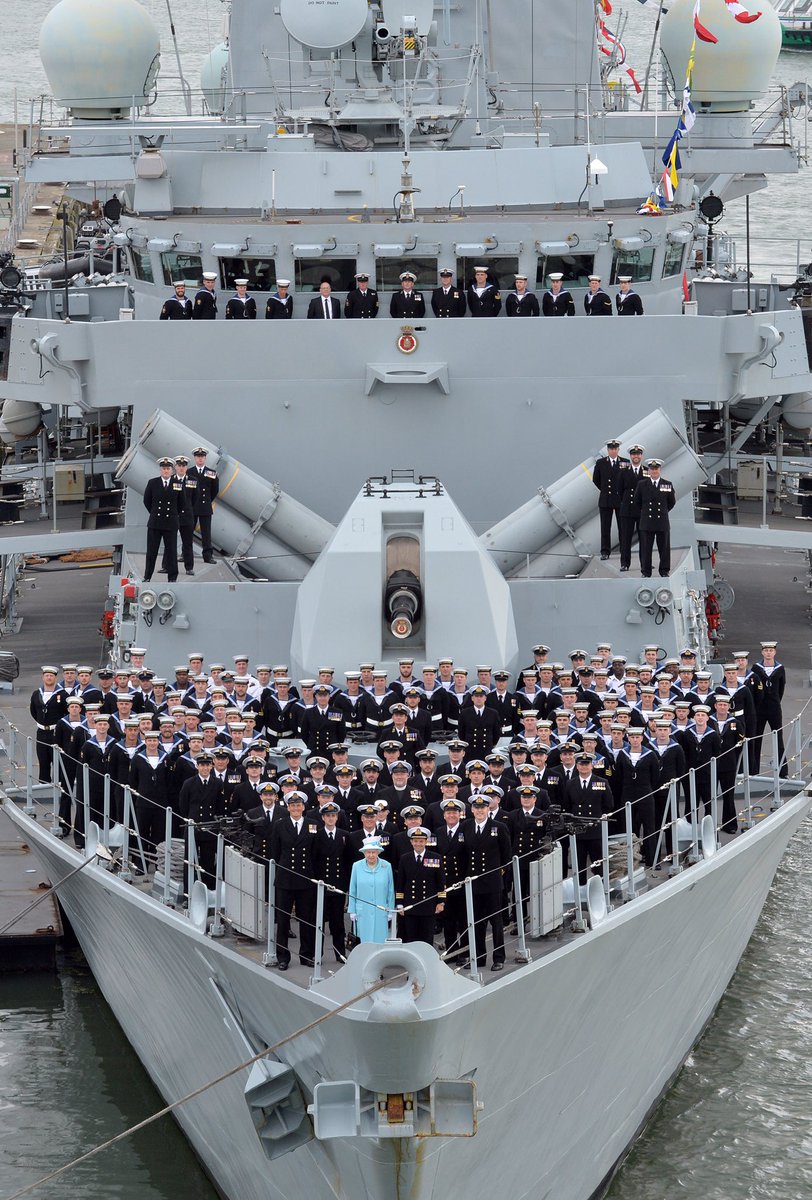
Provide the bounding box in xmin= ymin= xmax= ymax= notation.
xmin=141 ymin=446 xmax=220 ymax=582
xmin=159 ymin=269 xmax=644 ymax=321
xmin=29 ymin=638 xmax=787 ymax=969
xmin=592 ymin=438 xmax=676 ymax=577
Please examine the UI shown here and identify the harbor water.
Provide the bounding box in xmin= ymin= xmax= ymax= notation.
xmin=1 ymin=4 xmax=812 ymax=1199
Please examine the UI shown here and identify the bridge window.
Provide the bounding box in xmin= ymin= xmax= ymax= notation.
xmin=457 ymin=256 xmax=519 ymax=291
xmin=536 ymin=253 xmax=594 ymax=289
xmin=294 ymin=258 xmax=357 ymax=292
xmin=662 ymin=242 xmax=685 ymax=278
xmin=160 ymin=252 xmax=203 ymax=286
xmin=218 ymin=258 xmax=277 ymax=291
xmin=375 ymin=257 xmax=438 ymax=290
xmin=610 ymin=248 xmax=655 ymax=284
xmin=130 ymin=248 xmax=154 ymax=283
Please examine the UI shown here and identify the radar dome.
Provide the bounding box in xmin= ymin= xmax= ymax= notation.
xmin=200 ymin=42 xmax=231 ymax=116
xmin=39 ymin=0 xmax=161 ymax=120
xmin=280 ymin=0 xmax=368 ymax=50
xmin=660 ymin=0 xmax=780 ymax=111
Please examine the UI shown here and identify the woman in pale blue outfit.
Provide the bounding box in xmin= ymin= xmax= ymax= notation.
xmin=348 ymin=838 xmax=395 ymax=944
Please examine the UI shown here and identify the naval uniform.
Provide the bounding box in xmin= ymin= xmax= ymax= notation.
xmin=224 ymin=293 xmax=257 ymax=319
xmin=505 ymin=290 xmax=540 ymax=317
xmin=188 ymin=463 xmax=219 ymax=564
xmin=462 ymin=819 xmax=511 ymax=967
xmin=270 ymin=814 xmax=319 ymax=966
xmin=616 ymin=289 xmax=644 ymax=316
xmin=618 ymin=462 xmax=646 ymax=570
xmin=164 ymin=473 xmax=197 ymax=574
xmin=299 ymin=704 xmax=347 ymax=758
xmin=584 ymin=288 xmax=613 ymax=316
xmin=143 ymin=474 xmax=183 ymax=582
xmin=179 ymin=774 xmax=224 ymax=886
xmin=565 ymin=773 xmax=612 ymax=885
xmin=750 ymin=659 xmax=787 ymax=777
xmin=344 ymin=287 xmax=379 ymax=319
xmin=465 ymin=283 xmax=502 ymax=317
xmin=633 ymin=475 xmax=676 ymax=577
xmin=541 ymin=288 xmax=575 ymax=316
xmin=192 ymin=287 xmax=217 ymax=320
xmin=431 ymin=285 xmax=467 ymax=318
xmin=506 ymin=803 xmax=551 ymax=924
xmin=396 ymin=850 xmax=446 ymax=946
xmin=29 ymin=686 xmax=66 ymax=782
xmin=434 ymin=823 xmax=469 ymax=961
xmin=457 ymin=704 xmax=502 ymax=760
xmin=592 ymin=453 xmax=629 ymax=558
xmin=159 ymin=294 xmax=192 ymax=320
xmin=390 ymin=289 xmax=426 ymax=319
xmin=265 ymin=293 xmax=293 ymax=319
xmin=614 ymin=748 xmax=661 ymax=867
xmin=312 ymin=825 xmax=351 ymax=959
xmin=712 ymin=716 xmax=745 ymax=832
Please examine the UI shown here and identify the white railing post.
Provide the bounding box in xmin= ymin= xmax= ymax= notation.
xmin=624 ymin=803 xmax=636 ymax=900
xmin=570 ymin=834 xmax=586 ymax=930
xmin=162 ymin=808 xmax=173 ymax=905
xmin=262 ymin=859 xmax=278 ymax=967
xmin=312 ymin=880 xmax=325 ymax=983
xmin=688 ymin=769 xmax=700 ymax=863
xmin=464 ymin=877 xmax=479 ymax=982
xmin=512 ymin=855 xmax=531 ymax=963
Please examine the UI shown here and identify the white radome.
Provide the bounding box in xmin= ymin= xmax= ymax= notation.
xmin=660 ymin=0 xmax=781 ymax=109
xmin=200 ymin=42 xmax=231 ymax=116
xmin=39 ymin=0 xmax=161 ymax=119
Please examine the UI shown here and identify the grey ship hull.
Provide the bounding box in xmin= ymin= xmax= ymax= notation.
xmin=4 ymin=790 xmax=810 ymax=1200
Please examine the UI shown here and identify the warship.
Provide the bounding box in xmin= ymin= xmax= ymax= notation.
xmin=2 ymin=0 xmax=812 ymax=1198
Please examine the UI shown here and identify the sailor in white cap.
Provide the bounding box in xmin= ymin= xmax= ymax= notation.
xmin=584 ymin=274 xmax=613 ymax=316
xmin=159 ymin=279 xmax=192 ymax=321
xmin=345 ymin=271 xmax=379 ymax=319
xmin=225 ymin=278 xmax=257 ymax=320
xmin=193 ymin=271 xmax=218 ymax=320
xmin=750 ymin=640 xmax=787 ymax=778
xmin=616 ymin=275 xmax=644 ymax=315
xmin=265 ymin=278 xmax=293 ymax=319
xmin=466 ymin=265 xmax=502 ymax=317
xmin=506 ymin=272 xmax=540 ymax=317
xmin=633 ymin=458 xmax=676 ymax=578
xmin=541 ymin=271 xmax=575 ymax=316
xmin=431 ymin=267 xmax=466 ymax=317
xmin=390 ymin=270 xmax=426 ymax=318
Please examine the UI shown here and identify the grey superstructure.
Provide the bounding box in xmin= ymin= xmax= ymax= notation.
xmin=1 ymin=1 xmax=811 ymax=1197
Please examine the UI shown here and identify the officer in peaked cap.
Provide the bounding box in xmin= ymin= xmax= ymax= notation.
xmin=344 ymin=272 xmax=379 ymax=319
xmin=193 ymin=271 xmax=218 ymax=320
xmin=431 ymin=267 xmax=467 ymax=318
xmin=160 ymin=280 xmax=192 ymax=321
xmin=592 ymin=438 xmax=629 ymax=560
xmin=396 ymin=827 xmax=445 ymax=946
xmin=265 ymin=279 xmax=293 ymax=319
xmin=616 ymin=275 xmax=644 ymax=315
xmin=506 ymin=273 xmax=540 ymax=317
xmin=618 ymin=442 xmax=646 ymax=572
xmin=541 ymin=272 xmax=575 ymax=316
xmin=390 ymin=271 xmax=426 ymax=318
xmin=466 ymin=265 xmax=502 ymax=317
xmin=584 ymin=274 xmax=613 ymax=316
xmin=188 ymin=446 xmax=219 ymax=564
xmin=170 ymin=455 xmax=197 ymax=575
xmin=225 ymin=278 xmax=257 ymax=319
xmin=633 ymin=458 xmax=676 ymax=578
xmin=142 ymin=457 xmax=182 ymax=582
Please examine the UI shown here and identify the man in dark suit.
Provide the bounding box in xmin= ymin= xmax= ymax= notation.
xmin=270 ymin=792 xmax=318 ymax=969
xmin=307 ymin=280 xmax=341 ymax=320
xmin=142 ymin=457 xmax=183 ymax=582
xmin=431 ymin=268 xmax=467 ymax=318
xmin=312 ymin=802 xmax=350 ymax=960
xmin=434 ymin=798 xmax=469 ymax=962
xmin=566 ymin=752 xmax=612 ymax=886
xmin=462 ymin=796 xmax=512 ymax=970
xmin=244 ymin=782 xmax=286 ymax=860
xmin=592 ymin=438 xmax=629 ymax=561
xmin=178 ymin=752 xmax=224 ymax=886
xmin=634 ymin=458 xmax=676 ymax=578
xmin=344 ymin=272 xmax=379 ymax=318
xmin=506 ymin=784 xmax=551 ymax=927
xmin=396 ymin=827 xmax=446 ymax=946
xmin=458 ymin=685 xmax=502 ymax=760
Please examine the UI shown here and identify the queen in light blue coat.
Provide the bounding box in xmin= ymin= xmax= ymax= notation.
xmin=348 ymin=838 xmax=395 ymax=943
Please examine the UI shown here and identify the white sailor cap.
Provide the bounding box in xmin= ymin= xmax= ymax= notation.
xmin=588 ymin=274 xmax=601 ymax=281
xmin=234 ymin=278 xmax=249 ymax=286
xmin=618 ymin=275 xmax=633 ymax=283
xmin=188 ymin=651 xmax=204 ymax=660
xmin=173 ymin=279 xmax=187 ymax=287
xmin=514 ymin=273 xmax=528 ymax=281
xmin=548 ymin=272 xmax=564 ymax=281
xmin=202 ymin=272 xmax=217 ymax=281
xmin=473 ymin=265 xmax=488 ymax=273
xmin=400 ymin=270 xmax=417 ymax=282
xmin=276 ymin=279 xmax=291 ymax=287
xmin=41 ymin=664 xmax=58 ymax=673
xmin=760 ymin=640 xmax=777 ymax=649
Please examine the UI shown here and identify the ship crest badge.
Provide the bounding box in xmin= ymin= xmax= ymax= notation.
xmin=397 ymin=326 xmax=418 ymax=354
